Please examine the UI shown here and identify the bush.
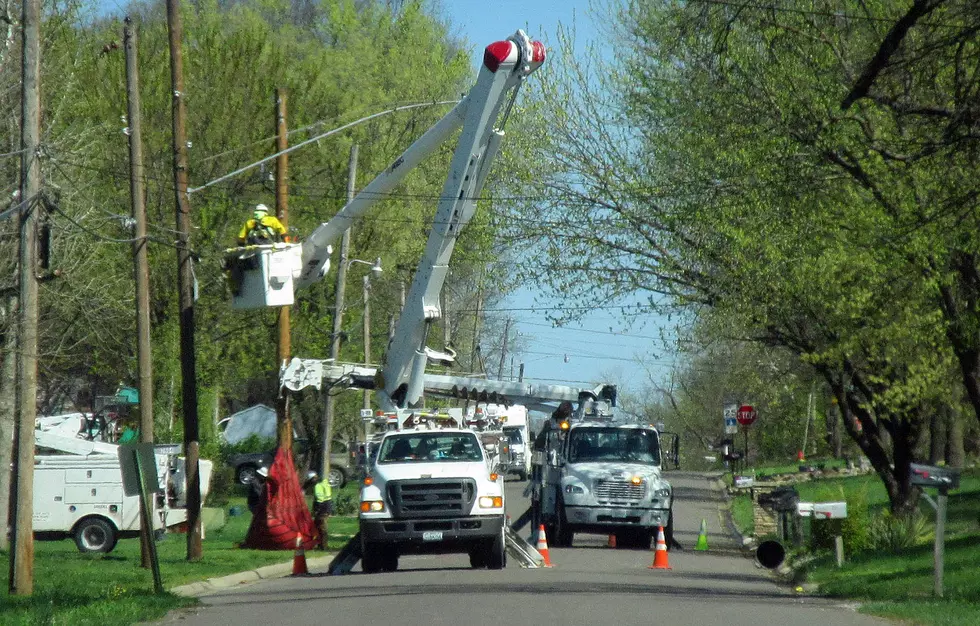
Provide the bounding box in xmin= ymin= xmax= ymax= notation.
xmin=868 ymin=511 xmax=929 ymax=553
xmin=334 ymin=491 xmax=358 ymax=516
xmin=205 ymin=465 xmax=237 ymax=507
xmin=810 ymin=485 xmax=871 ymax=556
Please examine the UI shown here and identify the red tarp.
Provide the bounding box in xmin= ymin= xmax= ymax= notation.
xmin=242 ymin=447 xmax=320 ymax=550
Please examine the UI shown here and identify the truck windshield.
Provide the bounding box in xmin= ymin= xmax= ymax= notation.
xmin=567 ymin=428 xmax=660 ymax=465
xmin=378 ymin=433 xmax=483 ymax=464
xmin=503 ymin=428 xmax=523 ymax=444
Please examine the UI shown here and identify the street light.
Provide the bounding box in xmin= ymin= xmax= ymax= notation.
xmin=347 ymin=256 xmax=382 ymax=280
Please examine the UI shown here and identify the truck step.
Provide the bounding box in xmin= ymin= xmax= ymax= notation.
xmin=327 ymin=531 xmax=362 ymax=575
xmin=504 ymin=526 xmax=544 ymax=568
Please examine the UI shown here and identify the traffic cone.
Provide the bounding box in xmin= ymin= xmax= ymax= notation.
xmin=292 ymin=534 xmax=309 ymax=576
xmin=797 ymin=450 xmax=806 ymax=462
xmin=695 ymin=519 xmax=709 ymax=551
xmin=608 ymin=534 xmax=617 ymax=549
xmin=536 ymin=524 xmax=554 ymax=568
xmin=648 ymin=526 xmax=671 ymax=570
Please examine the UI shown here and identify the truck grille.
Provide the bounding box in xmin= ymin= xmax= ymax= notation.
xmin=594 ymin=479 xmax=646 ymax=502
xmin=386 ymin=479 xmax=476 ymax=518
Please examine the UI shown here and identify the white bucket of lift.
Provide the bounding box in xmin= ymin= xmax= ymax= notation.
xmin=225 ymin=243 xmax=303 ymax=309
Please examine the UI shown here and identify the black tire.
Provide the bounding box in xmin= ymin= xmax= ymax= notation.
xmin=381 ymin=548 xmax=399 ymax=572
xmin=518 ymin=470 xmax=528 ymax=482
xmin=554 ymin=498 xmax=573 ymax=547
xmin=236 ymin=464 xmax=259 ymax=486
xmin=665 ymin=510 xmax=675 ymax=551
xmin=487 ymin=530 xmax=506 ymax=570
xmin=469 ymin=546 xmax=489 ymax=568
xmin=361 ymin=541 xmax=385 ymax=574
xmin=327 ymin=467 xmax=346 ymax=489
xmin=638 ymin=529 xmax=653 ymax=551
xmin=74 ymin=517 xmax=117 ymax=553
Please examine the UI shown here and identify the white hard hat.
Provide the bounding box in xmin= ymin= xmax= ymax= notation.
xmin=256 ymin=466 xmax=269 ymax=478
xmin=253 ymin=204 xmax=269 ymax=219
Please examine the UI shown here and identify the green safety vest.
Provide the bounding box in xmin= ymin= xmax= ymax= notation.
xmin=314 ymin=479 xmax=333 ymax=503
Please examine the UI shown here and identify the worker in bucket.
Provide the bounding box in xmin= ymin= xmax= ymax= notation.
xmin=312 ymin=473 xmax=333 ymax=550
xmin=237 ymin=203 xmax=286 ymax=245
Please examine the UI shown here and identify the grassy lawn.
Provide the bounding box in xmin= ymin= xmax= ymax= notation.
xmin=726 ymin=463 xmax=980 ymax=626
xmin=0 ymin=490 xmax=360 ymax=625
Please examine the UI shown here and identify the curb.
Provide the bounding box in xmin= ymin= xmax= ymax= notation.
xmin=169 ymin=554 xmax=336 ymax=597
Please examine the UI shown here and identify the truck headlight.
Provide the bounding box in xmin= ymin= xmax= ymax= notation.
xmin=565 ymin=485 xmax=585 ymax=494
xmin=653 ymin=488 xmax=671 ymax=497
xmin=478 ymin=496 xmax=503 ymax=508
xmin=360 ymin=500 xmax=385 ymax=512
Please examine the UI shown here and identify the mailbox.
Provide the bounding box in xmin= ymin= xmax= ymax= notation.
xmin=797 ymin=501 xmax=847 ymax=519
xmin=910 ymin=463 xmax=960 ymax=489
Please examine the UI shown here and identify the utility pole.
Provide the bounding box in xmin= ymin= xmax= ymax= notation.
xmin=166 ymin=0 xmax=202 ymax=561
xmin=9 ymin=0 xmax=40 ymax=595
xmin=124 ymin=16 xmax=155 ymax=570
xmin=469 ymin=288 xmax=483 ymax=373
xmin=363 ymin=274 xmax=371 ymax=410
xmin=322 ymin=145 xmax=357 ymax=480
xmin=497 ymin=318 xmax=511 ymax=380
xmin=274 ymin=88 xmax=291 ymax=453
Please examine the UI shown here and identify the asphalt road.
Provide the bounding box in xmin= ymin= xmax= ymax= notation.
xmin=158 ymin=471 xmax=891 ymax=626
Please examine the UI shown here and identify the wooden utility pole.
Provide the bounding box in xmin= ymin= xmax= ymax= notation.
xmin=9 ymin=0 xmax=41 ymax=595
xmin=363 ymin=274 xmax=371 ymax=410
xmin=274 ymin=88 xmax=292 ymax=452
xmin=124 ymin=16 xmax=156 ymax=570
xmin=322 ymin=145 xmax=357 ymax=480
xmin=166 ymin=0 xmax=202 ymax=561
xmin=497 ymin=318 xmax=511 ymax=380
xmin=469 ymin=288 xmax=483 ymax=373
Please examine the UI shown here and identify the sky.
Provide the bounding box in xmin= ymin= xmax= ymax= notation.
xmin=437 ymin=0 xmax=674 ymax=398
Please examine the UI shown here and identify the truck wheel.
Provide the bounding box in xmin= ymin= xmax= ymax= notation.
xmin=665 ymin=510 xmax=675 ymax=551
xmin=382 ymin=548 xmax=399 ymax=572
xmin=361 ymin=541 xmax=385 ymax=574
xmin=74 ymin=517 xmax=117 ymax=553
xmin=638 ymin=529 xmax=653 ymax=550
xmin=518 ymin=469 xmax=528 ymax=482
xmin=487 ymin=530 xmax=506 ymax=570
xmin=469 ymin=545 xmax=489 ymax=569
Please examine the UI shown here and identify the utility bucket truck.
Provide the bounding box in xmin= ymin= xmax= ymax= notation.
xmin=530 ymin=397 xmax=680 ymax=550
xmin=228 ymin=29 xmax=547 ymax=572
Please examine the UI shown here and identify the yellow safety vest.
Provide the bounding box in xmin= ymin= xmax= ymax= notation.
xmin=314 ymin=479 xmax=333 ymax=503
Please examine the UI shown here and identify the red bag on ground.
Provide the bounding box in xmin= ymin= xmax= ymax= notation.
xmin=242 ymin=447 xmax=320 ymax=550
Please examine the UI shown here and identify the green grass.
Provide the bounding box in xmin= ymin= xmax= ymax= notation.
xmin=0 ymin=492 xmax=360 ymax=625
xmin=730 ymin=494 xmax=754 ymax=536
xmin=733 ymin=467 xmax=980 ymax=626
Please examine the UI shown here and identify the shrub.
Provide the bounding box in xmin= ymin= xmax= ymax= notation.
xmin=810 ymin=485 xmax=871 ymax=556
xmin=868 ymin=511 xmax=929 ymax=553
xmin=334 ymin=491 xmax=358 ymax=516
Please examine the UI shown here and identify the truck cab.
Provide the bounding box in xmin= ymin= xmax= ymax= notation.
xmin=358 ymin=416 xmax=507 ymax=572
xmin=532 ymin=401 xmax=677 ymax=549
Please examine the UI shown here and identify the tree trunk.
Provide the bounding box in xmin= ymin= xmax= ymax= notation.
xmin=0 ymin=297 xmax=17 ymax=551
xmin=946 ymin=404 xmax=965 ymax=469
xmin=929 ymin=407 xmax=946 ymax=465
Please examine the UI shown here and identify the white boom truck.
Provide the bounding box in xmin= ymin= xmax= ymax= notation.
xmin=228 ymin=31 xmax=546 ymax=571
xmin=530 ymin=396 xmax=680 ymax=550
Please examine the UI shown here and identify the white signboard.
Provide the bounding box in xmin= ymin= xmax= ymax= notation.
xmin=724 ymin=403 xmax=738 ymax=434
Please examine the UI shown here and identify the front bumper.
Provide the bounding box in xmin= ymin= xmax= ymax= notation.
xmin=563 ymin=505 xmax=670 ymax=531
xmin=360 ymin=515 xmax=504 ymax=547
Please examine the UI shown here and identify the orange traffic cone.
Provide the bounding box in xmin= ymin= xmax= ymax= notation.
xmin=648 ymin=526 xmax=671 ymax=570
xmin=536 ymin=524 xmax=554 ymax=568
xmin=608 ymin=534 xmax=617 ymax=548
xmin=292 ymin=534 xmax=309 ymax=576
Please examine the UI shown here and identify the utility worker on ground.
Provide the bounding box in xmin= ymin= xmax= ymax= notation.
xmin=313 ymin=475 xmax=334 ymax=550
xmin=237 ymin=203 xmax=286 ymax=245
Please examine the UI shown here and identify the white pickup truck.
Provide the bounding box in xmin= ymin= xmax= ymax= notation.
xmin=358 ymin=425 xmax=506 ymax=572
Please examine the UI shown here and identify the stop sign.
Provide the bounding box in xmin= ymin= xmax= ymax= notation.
xmin=737 ymin=405 xmax=757 ymax=426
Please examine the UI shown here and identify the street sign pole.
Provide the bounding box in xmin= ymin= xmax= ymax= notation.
xmin=133 ymin=448 xmax=163 ymax=593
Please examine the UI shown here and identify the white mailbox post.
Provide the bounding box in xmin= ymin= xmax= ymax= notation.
xmin=797 ymin=501 xmax=848 ymax=566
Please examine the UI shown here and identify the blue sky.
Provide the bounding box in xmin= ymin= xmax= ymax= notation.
xmin=438 ymin=0 xmax=673 ymax=396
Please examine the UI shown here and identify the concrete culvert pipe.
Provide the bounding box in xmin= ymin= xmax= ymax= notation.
xmin=756 ymin=540 xmax=786 ymax=569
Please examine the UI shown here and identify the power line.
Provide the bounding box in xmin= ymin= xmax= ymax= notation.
xmin=0 ymin=148 xmax=27 ymax=160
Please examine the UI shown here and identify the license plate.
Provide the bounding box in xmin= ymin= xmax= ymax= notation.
xmin=422 ymin=531 xmax=443 ymax=542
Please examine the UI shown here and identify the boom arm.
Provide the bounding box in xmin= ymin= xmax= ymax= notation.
xmin=297 ymin=31 xmax=545 ymax=291
xmin=377 ymin=31 xmax=545 ymax=410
